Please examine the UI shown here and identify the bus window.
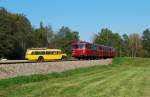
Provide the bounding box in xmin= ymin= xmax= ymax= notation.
xmin=41 ymin=51 xmax=45 ymax=55
xmin=46 ymin=51 xmax=51 ymax=54
xmin=31 ymin=51 xmax=36 ymax=55
xmin=57 ymin=51 xmax=61 ymax=54
xmin=46 ymin=51 xmax=60 ymax=55
xmin=53 ymin=51 xmax=58 ymax=54
xmin=35 ymin=51 xmax=39 ymax=55
xmin=46 ymin=51 xmax=55 ymax=55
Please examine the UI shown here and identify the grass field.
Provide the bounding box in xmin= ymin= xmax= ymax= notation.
xmin=0 ymin=57 xmax=150 ymax=97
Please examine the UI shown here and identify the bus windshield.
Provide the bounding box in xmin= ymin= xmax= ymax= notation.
xmin=72 ymin=44 xmax=85 ymax=49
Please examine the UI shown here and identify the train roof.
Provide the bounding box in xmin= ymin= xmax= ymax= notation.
xmin=72 ymin=41 xmax=91 ymax=44
xmin=72 ymin=41 xmax=115 ymax=49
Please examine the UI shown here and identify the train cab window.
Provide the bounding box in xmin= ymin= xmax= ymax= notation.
xmin=79 ymin=44 xmax=85 ymax=49
xmin=72 ymin=45 xmax=78 ymax=49
xmin=72 ymin=44 xmax=85 ymax=49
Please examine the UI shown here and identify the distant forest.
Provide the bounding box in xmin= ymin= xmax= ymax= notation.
xmin=0 ymin=8 xmax=150 ymax=59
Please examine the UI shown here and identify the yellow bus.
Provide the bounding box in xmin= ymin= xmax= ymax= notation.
xmin=25 ymin=48 xmax=67 ymax=61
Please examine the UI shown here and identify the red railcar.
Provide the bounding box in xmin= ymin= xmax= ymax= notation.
xmin=71 ymin=41 xmax=115 ymax=59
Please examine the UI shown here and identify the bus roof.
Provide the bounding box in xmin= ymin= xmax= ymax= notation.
xmin=27 ymin=48 xmax=61 ymax=51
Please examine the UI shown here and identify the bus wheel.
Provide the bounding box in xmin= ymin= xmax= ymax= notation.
xmin=61 ymin=56 xmax=67 ymax=61
xmin=37 ymin=56 xmax=44 ymax=62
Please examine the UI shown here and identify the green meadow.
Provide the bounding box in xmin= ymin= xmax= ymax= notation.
xmin=0 ymin=57 xmax=150 ymax=97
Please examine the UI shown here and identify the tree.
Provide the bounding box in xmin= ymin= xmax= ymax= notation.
xmin=46 ymin=25 xmax=54 ymax=44
xmin=33 ymin=22 xmax=49 ymax=47
xmin=121 ymin=34 xmax=130 ymax=56
xmin=142 ymin=29 xmax=150 ymax=57
xmin=128 ymin=33 xmax=143 ymax=57
xmin=49 ymin=26 xmax=79 ymax=54
xmin=93 ymin=28 xmax=122 ymax=56
xmin=0 ymin=8 xmax=33 ymax=59
xmin=0 ymin=8 xmax=80 ymax=59
xmin=0 ymin=8 xmax=15 ymax=58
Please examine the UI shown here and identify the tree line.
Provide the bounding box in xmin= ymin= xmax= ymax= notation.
xmin=0 ymin=8 xmax=150 ymax=59
xmin=93 ymin=28 xmax=150 ymax=57
xmin=0 ymin=8 xmax=79 ymax=59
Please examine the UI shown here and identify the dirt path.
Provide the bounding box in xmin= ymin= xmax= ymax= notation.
xmin=0 ymin=59 xmax=112 ymax=79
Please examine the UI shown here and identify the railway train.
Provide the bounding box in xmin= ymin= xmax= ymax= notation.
xmin=71 ymin=41 xmax=116 ymax=59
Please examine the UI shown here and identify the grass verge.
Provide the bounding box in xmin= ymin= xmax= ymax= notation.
xmin=0 ymin=57 xmax=150 ymax=97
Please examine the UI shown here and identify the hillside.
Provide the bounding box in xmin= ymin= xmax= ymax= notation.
xmin=0 ymin=57 xmax=150 ymax=97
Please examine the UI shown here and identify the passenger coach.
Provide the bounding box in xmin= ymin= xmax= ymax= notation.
xmin=71 ymin=41 xmax=115 ymax=59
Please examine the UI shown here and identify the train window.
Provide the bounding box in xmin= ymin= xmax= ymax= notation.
xmin=105 ymin=48 xmax=110 ymax=52
xmin=79 ymin=44 xmax=85 ymax=49
xmin=99 ymin=47 xmax=102 ymax=50
xmin=86 ymin=44 xmax=92 ymax=49
xmin=106 ymin=48 xmax=109 ymax=52
xmin=92 ymin=46 xmax=97 ymax=50
xmin=72 ymin=45 xmax=78 ymax=49
xmin=110 ymin=48 xmax=112 ymax=52
xmin=105 ymin=48 xmax=108 ymax=52
xmin=103 ymin=47 xmax=107 ymax=52
xmin=72 ymin=44 xmax=85 ymax=49
xmin=100 ymin=46 xmax=104 ymax=51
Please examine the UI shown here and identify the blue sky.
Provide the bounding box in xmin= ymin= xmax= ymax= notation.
xmin=0 ymin=0 xmax=150 ymax=42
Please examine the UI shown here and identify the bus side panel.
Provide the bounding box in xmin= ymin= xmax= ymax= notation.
xmin=26 ymin=55 xmax=40 ymax=60
xmin=44 ymin=54 xmax=62 ymax=60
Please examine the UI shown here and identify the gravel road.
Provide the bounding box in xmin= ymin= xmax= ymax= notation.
xmin=0 ymin=59 xmax=112 ymax=79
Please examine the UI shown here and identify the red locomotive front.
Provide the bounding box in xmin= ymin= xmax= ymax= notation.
xmin=71 ymin=41 xmax=98 ymax=59
xmin=71 ymin=41 xmax=88 ymax=59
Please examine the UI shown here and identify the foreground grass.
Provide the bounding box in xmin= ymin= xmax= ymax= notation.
xmin=0 ymin=57 xmax=150 ymax=97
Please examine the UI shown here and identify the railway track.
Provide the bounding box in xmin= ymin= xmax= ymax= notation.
xmin=0 ymin=58 xmax=83 ymax=64
xmin=0 ymin=58 xmax=111 ymax=65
